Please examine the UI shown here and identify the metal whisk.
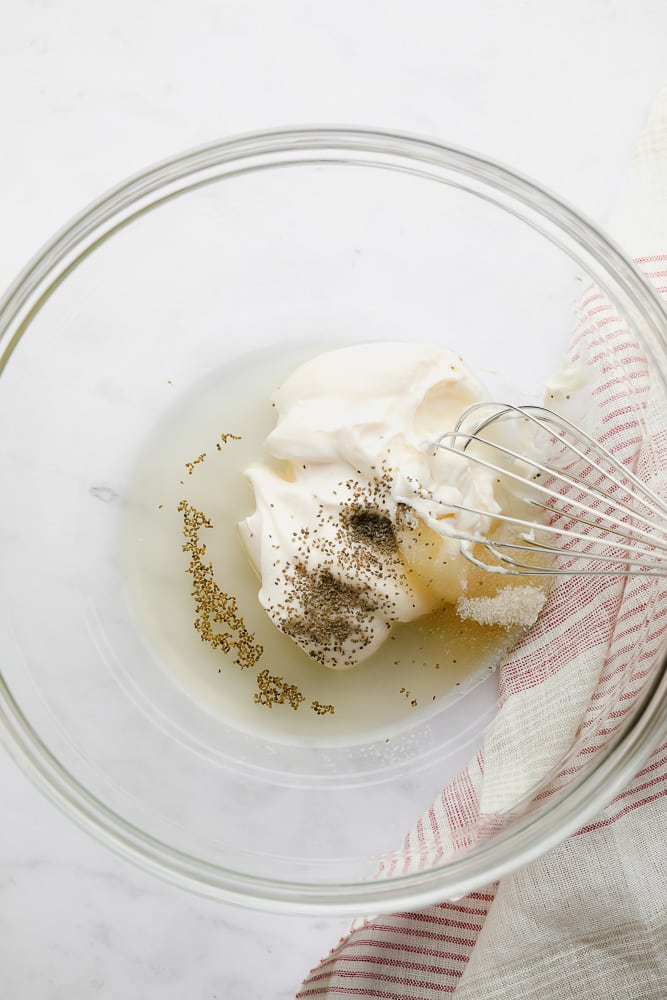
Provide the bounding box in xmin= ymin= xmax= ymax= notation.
xmin=428 ymin=402 xmax=667 ymax=578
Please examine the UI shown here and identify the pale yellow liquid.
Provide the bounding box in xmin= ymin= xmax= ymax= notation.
xmin=122 ymin=344 xmax=521 ymax=747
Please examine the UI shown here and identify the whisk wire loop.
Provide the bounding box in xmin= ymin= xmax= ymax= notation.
xmin=426 ymin=403 xmax=667 ymax=579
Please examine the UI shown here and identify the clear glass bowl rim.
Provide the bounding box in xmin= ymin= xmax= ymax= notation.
xmin=0 ymin=126 xmax=666 ymax=915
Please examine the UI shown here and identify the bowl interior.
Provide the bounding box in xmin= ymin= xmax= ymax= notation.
xmin=1 ymin=132 xmax=665 ymax=910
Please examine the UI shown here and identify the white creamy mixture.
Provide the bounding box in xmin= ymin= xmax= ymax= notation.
xmin=240 ymin=342 xmax=541 ymax=669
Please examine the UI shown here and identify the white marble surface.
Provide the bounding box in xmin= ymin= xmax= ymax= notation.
xmin=1 ymin=2 xmax=667 ymax=996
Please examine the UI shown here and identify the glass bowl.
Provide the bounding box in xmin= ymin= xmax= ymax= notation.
xmin=0 ymin=128 xmax=665 ymax=915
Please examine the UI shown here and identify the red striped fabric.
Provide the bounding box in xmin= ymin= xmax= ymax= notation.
xmin=297 ymin=265 xmax=667 ymax=999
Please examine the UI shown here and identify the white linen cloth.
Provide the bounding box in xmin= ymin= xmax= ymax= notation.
xmin=297 ymin=89 xmax=667 ymax=999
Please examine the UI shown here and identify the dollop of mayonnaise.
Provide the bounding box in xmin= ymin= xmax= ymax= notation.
xmin=239 ymin=342 xmax=501 ymax=669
